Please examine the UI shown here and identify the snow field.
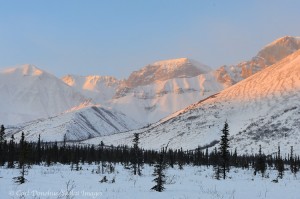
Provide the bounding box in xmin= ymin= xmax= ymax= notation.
xmin=0 ymin=164 xmax=299 ymax=199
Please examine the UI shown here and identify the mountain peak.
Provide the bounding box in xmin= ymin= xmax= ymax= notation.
xmin=257 ymin=36 xmax=300 ymax=65
xmin=266 ymin=36 xmax=300 ymax=46
xmin=152 ymin=57 xmax=189 ymax=66
xmin=62 ymin=74 xmax=119 ymax=88
xmin=124 ymin=58 xmax=211 ymax=87
xmin=21 ymin=64 xmax=44 ymax=76
xmin=1 ymin=64 xmax=44 ymax=76
xmin=152 ymin=57 xmax=209 ymax=71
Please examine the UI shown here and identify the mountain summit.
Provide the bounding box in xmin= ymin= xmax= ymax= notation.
xmin=94 ymin=49 xmax=300 ymax=154
xmin=124 ymin=58 xmax=211 ymax=88
xmin=257 ymin=36 xmax=300 ymax=65
xmin=3 ymin=64 xmax=44 ymax=77
xmin=62 ymin=75 xmax=120 ymax=104
xmin=0 ymin=64 xmax=87 ymax=125
xmin=214 ymin=36 xmax=300 ymax=86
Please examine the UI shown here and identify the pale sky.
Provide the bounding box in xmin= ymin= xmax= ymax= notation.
xmin=0 ymin=0 xmax=299 ymax=78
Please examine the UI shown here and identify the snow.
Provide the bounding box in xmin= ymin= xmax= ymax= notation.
xmin=123 ymin=57 xmax=212 ymax=88
xmin=83 ymin=49 xmax=300 ymax=155
xmin=110 ymin=73 xmax=224 ymax=124
xmin=215 ymin=36 xmax=300 ymax=85
xmin=6 ymin=105 xmax=141 ymax=142
xmin=60 ymin=59 xmax=217 ymax=126
xmin=257 ymin=36 xmax=300 ymax=65
xmin=62 ymin=75 xmax=120 ymax=104
xmin=3 ymin=36 xmax=300 ymax=150
xmin=0 ymin=64 xmax=87 ymax=125
xmin=1 ymin=164 xmax=299 ymax=199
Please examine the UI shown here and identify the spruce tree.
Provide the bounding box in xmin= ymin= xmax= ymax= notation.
xmin=178 ymin=148 xmax=184 ymax=170
xmin=0 ymin=125 xmax=5 ymax=143
xmin=254 ymin=145 xmax=266 ymax=177
xmin=131 ymin=133 xmax=143 ymax=175
xmin=36 ymin=134 xmax=41 ymax=164
xmin=151 ymin=149 xmax=167 ymax=192
xmin=232 ymin=148 xmax=238 ymax=167
xmin=290 ymin=146 xmax=298 ymax=175
xmin=19 ymin=132 xmax=26 ymax=168
xmin=276 ymin=146 xmax=284 ymax=179
xmin=205 ymin=147 xmax=209 ymax=167
xmin=0 ymin=125 xmax=5 ymax=166
xmin=218 ymin=121 xmax=230 ymax=179
xmin=15 ymin=132 xmax=28 ymax=184
xmin=7 ymin=135 xmax=15 ymax=168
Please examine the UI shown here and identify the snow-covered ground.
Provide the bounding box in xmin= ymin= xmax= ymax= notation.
xmin=0 ymin=164 xmax=299 ymax=199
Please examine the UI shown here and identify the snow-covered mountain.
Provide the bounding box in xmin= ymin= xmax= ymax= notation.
xmin=109 ymin=58 xmax=220 ymax=124
xmin=0 ymin=64 xmax=87 ymax=125
xmin=62 ymin=75 xmax=120 ymax=104
xmin=62 ymin=38 xmax=300 ymax=125
xmin=6 ymin=104 xmax=141 ymax=142
xmin=215 ymin=36 xmax=300 ymax=85
xmin=60 ymin=58 xmax=218 ymax=125
xmin=3 ymin=36 xmax=300 ymax=148
xmin=110 ymin=72 xmax=224 ymax=124
xmin=110 ymin=36 xmax=300 ymax=124
xmin=83 ymin=49 xmax=300 ymax=155
xmin=121 ymin=58 xmax=211 ymax=88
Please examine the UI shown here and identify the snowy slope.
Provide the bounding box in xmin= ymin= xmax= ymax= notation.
xmin=111 ymin=72 xmax=224 ymax=124
xmin=111 ymin=37 xmax=300 ymax=124
xmin=2 ymin=36 xmax=300 ymax=144
xmin=0 ymin=64 xmax=87 ymax=125
xmin=258 ymin=36 xmax=300 ymax=65
xmin=83 ymin=49 xmax=300 ymax=155
xmin=60 ymin=59 xmax=217 ymax=125
xmin=215 ymin=36 xmax=300 ymax=85
xmin=62 ymin=75 xmax=120 ymax=104
xmin=62 ymin=38 xmax=300 ymax=126
xmin=6 ymin=105 xmax=141 ymax=142
xmin=108 ymin=58 xmax=222 ymax=124
xmin=121 ymin=58 xmax=211 ymax=88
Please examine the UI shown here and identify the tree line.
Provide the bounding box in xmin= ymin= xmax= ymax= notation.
xmin=0 ymin=123 xmax=299 ymax=191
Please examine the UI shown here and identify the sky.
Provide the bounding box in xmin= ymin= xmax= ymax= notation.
xmin=0 ymin=0 xmax=300 ymax=79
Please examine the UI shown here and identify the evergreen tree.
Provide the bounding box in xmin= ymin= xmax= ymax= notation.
xmin=232 ymin=148 xmax=238 ymax=167
xmin=19 ymin=132 xmax=26 ymax=168
xmin=290 ymin=146 xmax=298 ymax=175
xmin=7 ymin=135 xmax=15 ymax=168
xmin=0 ymin=125 xmax=5 ymax=166
xmin=205 ymin=147 xmax=209 ymax=167
xmin=178 ymin=148 xmax=184 ymax=170
xmin=254 ymin=145 xmax=266 ymax=177
xmin=276 ymin=146 xmax=284 ymax=179
xmin=36 ymin=134 xmax=41 ymax=164
xmin=151 ymin=149 xmax=167 ymax=192
xmin=131 ymin=133 xmax=143 ymax=175
xmin=15 ymin=132 xmax=28 ymax=184
xmin=218 ymin=121 xmax=230 ymax=179
xmin=0 ymin=125 xmax=5 ymax=143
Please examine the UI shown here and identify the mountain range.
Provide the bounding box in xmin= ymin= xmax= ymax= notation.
xmin=3 ymin=36 xmax=300 ymax=154
xmin=84 ymin=46 xmax=300 ymax=154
